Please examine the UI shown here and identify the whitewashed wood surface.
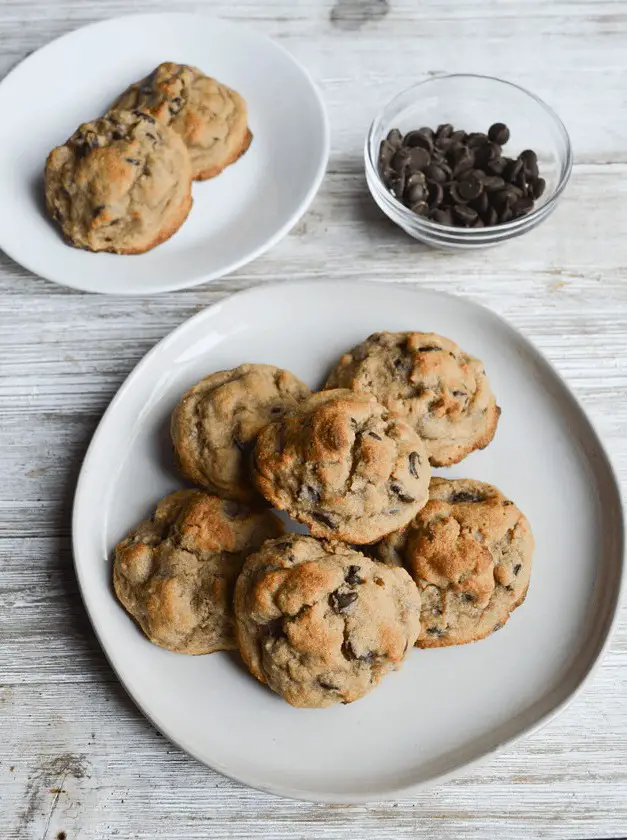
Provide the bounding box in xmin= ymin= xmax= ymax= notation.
xmin=2 ymin=0 xmax=627 ymax=837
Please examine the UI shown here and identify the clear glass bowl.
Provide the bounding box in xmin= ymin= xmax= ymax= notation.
xmin=365 ymin=74 xmax=572 ymax=249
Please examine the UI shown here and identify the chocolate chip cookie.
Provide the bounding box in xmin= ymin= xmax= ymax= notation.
xmin=45 ymin=110 xmax=192 ymax=254
xmin=377 ymin=478 xmax=533 ymax=647
xmin=234 ymin=534 xmax=421 ymax=707
xmin=324 ymin=332 xmax=500 ymax=467
xmin=252 ymin=389 xmax=431 ymax=544
xmin=171 ymin=364 xmax=312 ymax=502
xmin=111 ymin=62 xmax=251 ymax=180
xmin=113 ymin=490 xmax=283 ymax=654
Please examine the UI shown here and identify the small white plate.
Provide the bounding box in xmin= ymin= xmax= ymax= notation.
xmin=0 ymin=14 xmax=329 ymax=295
xmin=73 ymin=281 xmax=624 ymax=802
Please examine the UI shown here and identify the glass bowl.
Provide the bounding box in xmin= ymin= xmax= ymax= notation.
xmin=365 ymin=74 xmax=572 ymax=249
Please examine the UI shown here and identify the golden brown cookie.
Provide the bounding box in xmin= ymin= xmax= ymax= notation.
xmin=44 ymin=110 xmax=192 ymax=254
xmin=111 ymin=62 xmax=251 ymax=180
xmin=377 ymin=478 xmax=533 ymax=647
xmin=234 ymin=534 xmax=421 ymax=708
xmin=113 ymin=490 xmax=283 ymax=654
xmin=324 ymin=331 xmax=500 ymax=467
xmin=171 ymin=364 xmax=312 ymax=502
xmin=252 ymin=389 xmax=431 ymax=544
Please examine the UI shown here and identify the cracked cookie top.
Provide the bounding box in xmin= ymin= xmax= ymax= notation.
xmin=171 ymin=364 xmax=312 ymax=502
xmin=44 ymin=109 xmax=193 ymax=254
xmin=377 ymin=478 xmax=533 ymax=647
xmin=324 ymin=331 xmax=500 ymax=466
xmin=234 ymin=534 xmax=421 ymax=707
xmin=113 ymin=490 xmax=283 ymax=654
xmin=252 ymin=389 xmax=431 ymax=544
xmin=110 ymin=62 xmax=251 ymax=180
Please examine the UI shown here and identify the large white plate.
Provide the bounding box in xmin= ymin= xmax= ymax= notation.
xmin=72 ymin=281 xmax=624 ymax=802
xmin=0 ymin=15 xmax=329 ymax=295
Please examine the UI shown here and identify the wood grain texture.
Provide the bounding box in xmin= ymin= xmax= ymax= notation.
xmin=1 ymin=1 xmax=627 ymax=838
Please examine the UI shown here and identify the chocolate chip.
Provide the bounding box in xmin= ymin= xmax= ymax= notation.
xmin=313 ymin=512 xmax=337 ymax=529
xmin=407 ymin=146 xmax=431 ymax=170
xmin=410 ymin=201 xmax=429 ymax=216
xmin=426 ymin=627 xmax=443 ymax=636
xmin=318 ymin=679 xmax=339 ymax=691
xmin=223 ymin=500 xmax=244 ymax=518
xmin=418 ymin=345 xmax=439 ymax=352
xmin=132 ymin=110 xmax=156 ymax=124
xmin=379 ymin=139 xmax=395 ymax=170
xmin=345 ymin=565 xmax=364 ymax=585
xmin=503 ymin=157 xmax=523 ymax=183
xmin=112 ymin=131 xmax=125 ymax=141
xmin=493 ymin=622 xmax=504 ymax=633
xmin=531 ymin=177 xmax=546 ymax=199
xmin=436 ymin=123 xmax=454 ymax=140
xmin=390 ymin=482 xmax=415 ymax=504
xmin=488 ymin=122 xmax=510 ymax=145
xmin=329 ymin=590 xmax=358 ymax=613
xmin=427 ymin=180 xmax=444 ymax=207
xmin=503 ymin=500 xmax=514 ymax=506
xmin=367 ymin=431 xmax=382 ymax=440
xmin=452 ymin=390 xmax=467 ymax=398
xmin=264 ymin=618 xmax=286 ymax=640
xmin=341 ymin=640 xmax=356 ymax=660
xmin=520 ymin=148 xmax=539 ymax=176
xmin=125 ymin=158 xmax=141 ymax=165
xmin=168 ymin=96 xmax=184 ymax=116
xmin=403 ymin=129 xmax=434 ymax=152
xmin=487 ymin=156 xmax=507 ymax=175
xmin=466 ymin=131 xmax=489 ymax=148
xmin=391 ymin=148 xmax=411 ymax=172
xmin=386 ymin=128 xmax=403 ymax=148
xmin=482 ymin=175 xmax=506 ymax=192
xmin=408 ymin=451 xmax=422 ymax=477
xmin=473 ymin=191 xmax=489 ymax=216
xmin=92 ymin=205 xmax=105 ymax=218
xmin=453 ymin=204 xmax=478 ymax=225
xmin=432 ymin=208 xmax=454 ymax=225
xmin=424 ymin=164 xmax=448 ymax=183
xmin=404 ymin=181 xmax=427 ymax=205
xmin=513 ymin=563 xmax=522 ymax=575
xmin=457 ymin=173 xmax=483 ymax=201
xmin=486 ymin=206 xmax=499 ymax=226
xmin=301 ymin=484 xmax=321 ymax=504
xmin=449 ymin=490 xmax=484 ymax=503
xmin=461 ymin=593 xmax=475 ymax=602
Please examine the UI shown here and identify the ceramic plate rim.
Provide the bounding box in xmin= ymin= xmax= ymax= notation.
xmin=72 ymin=280 xmax=625 ymax=802
xmin=0 ymin=14 xmax=330 ymax=295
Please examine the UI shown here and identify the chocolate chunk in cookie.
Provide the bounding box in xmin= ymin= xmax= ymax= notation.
xmin=171 ymin=364 xmax=311 ymax=502
xmin=324 ymin=331 xmax=500 ymax=466
xmin=44 ymin=110 xmax=192 ymax=254
xmin=252 ymin=389 xmax=431 ymax=544
xmin=234 ymin=534 xmax=421 ymax=707
xmin=377 ymin=478 xmax=533 ymax=647
xmin=111 ymin=62 xmax=251 ymax=180
xmin=113 ymin=490 xmax=283 ymax=653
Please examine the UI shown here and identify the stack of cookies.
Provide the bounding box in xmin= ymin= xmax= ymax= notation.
xmin=44 ymin=62 xmax=251 ymax=254
xmin=114 ymin=335 xmax=534 ymax=709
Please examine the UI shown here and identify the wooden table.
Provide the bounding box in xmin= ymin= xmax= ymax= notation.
xmin=2 ymin=1 xmax=627 ymax=837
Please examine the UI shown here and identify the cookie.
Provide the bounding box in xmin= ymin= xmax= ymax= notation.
xmin=171 ymin=364 xmax=312 ymax=502
xmin=113 ymin=490 xmax=283 ymax=654
xmin=234 ymin=534 xmax=421 ymax=708
xmin=324 ymin=331 xmax=500 ymax=467
xmin=111 ymin=62 xmax=251 ymax=180
xmin=252 ymin=389 xmax=431 ymax=544
xmin=377 ymin=478 xmax=533 ymax=647
xmin=44 ymin=109 xmax=192 ymax=254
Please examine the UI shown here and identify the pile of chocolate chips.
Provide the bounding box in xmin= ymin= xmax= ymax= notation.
xmin=378 ymin=123 xmax=546 ymax=228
